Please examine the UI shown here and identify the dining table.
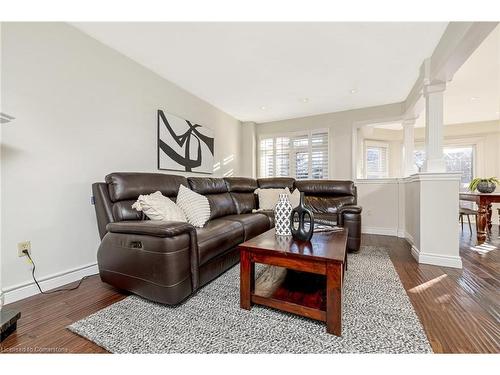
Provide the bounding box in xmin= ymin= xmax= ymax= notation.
xmin=459 ymin=191 xmax=500 ymax=244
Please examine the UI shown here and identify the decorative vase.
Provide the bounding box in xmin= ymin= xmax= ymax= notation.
xmin=289 ymin=192 xmax=314 ymax=241
xmin=477 ymin=181 xmax=496 ymax=193
xmin=274 ymin=193 xmax=293 ymax=236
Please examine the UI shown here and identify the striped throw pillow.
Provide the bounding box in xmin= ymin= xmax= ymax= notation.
xmin=176 ymin=184 xmax=211 ymax=227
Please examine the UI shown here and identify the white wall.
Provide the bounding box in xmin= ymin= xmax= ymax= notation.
xmin=404 ymin=178 xmax=420 ymax=249
xmin=254 ymin=103 xmax=404 ymax=180
xmin=240 ymin=122 xmax=257 ymax=177
xmin=356 ymin=180 xmax=400 ymax=236
xmin=0 ymin=22 xmax=242 ymax=302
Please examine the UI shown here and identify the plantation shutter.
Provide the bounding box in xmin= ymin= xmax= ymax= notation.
xmin=275 ymin=137 xmax=290 ymax=177
xmin=365 ymin=143 xmax=389 ymax=179
xmin=258 ymin=130 xmax=329 ymax=179
xmin=311 ymin=132 xmax=329 ymax=179
xmin=259 ymin=138 xmax=274 ymax=178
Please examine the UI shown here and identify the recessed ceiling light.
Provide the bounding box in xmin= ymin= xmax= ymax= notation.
xmin=300 ymin=98 xmax=309 ymax=103
xmin=470 ymin=96 xmax=479 ymax=101
xmin=350 ymin=89 xmax=357 ymax=94
xmin=260 ymin=106 xmax=267 ymax=110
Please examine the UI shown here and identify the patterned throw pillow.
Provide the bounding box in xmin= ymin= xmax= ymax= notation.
xmin=132 ymin=191 xmax=186 ymax=222
xmin=254 ymin=188 xmax=286 ymax=211
xmin=176 ymin=184 xmax=211 ymax=227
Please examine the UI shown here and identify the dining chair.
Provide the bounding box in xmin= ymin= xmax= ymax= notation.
xmin=459 ymin=206 xmax=478 ymax=233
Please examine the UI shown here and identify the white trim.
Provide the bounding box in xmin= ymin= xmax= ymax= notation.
xmin=362 ymin=226 xmax=398 ymax=236
xmin=3 ymin=262 xmax=99 ymax=305
xmin=410 ymin=244 xmax=420 ymax=262
xmin=397 ymin=228 xmax=407 ymax=238
xmin=411 ymin=247 xmax=463 ymax=269
xmin=404 ymin=231 xmax=416 ymax=245
xmin=355 ymin=178 xmax=400 ymax=185
xmin=403 ymin=172 xmax=462 ymax=183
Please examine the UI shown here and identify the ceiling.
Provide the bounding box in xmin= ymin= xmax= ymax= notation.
xmin=376 ymin=24 xmax=500 ymax=130
xmin=72 ymin=22 xmax=448 ymax=123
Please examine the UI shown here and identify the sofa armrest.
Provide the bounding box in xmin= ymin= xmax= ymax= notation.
xmin=106 ymin=221 xmax=195 ymax=238
xmin=337 ymin=205 xmax=362 ymax=225
xmin=338 ymin=205 xmax=362 ymax=215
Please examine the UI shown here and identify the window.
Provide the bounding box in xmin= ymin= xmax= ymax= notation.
xmin=413 ymin=145 xmax=474 ymax=190
xmin=258 ymin=130 xmax=329 ymax=179
xmin=364 ymin=141 xmax=389 ymax=179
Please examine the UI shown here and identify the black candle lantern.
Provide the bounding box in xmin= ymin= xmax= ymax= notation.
xmin=289 ymin=192 xmax=314 ymax=241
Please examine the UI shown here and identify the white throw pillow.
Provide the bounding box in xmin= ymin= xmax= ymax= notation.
xmin=176 ymin=185 xmax=211 ymax=227
xmin=132 ymin=191 xmax=187 ymax=222
xmin=254 ymin=188 xmax=286 ymax=211
xmin=286 ymin=187 xmax=301 ymax=208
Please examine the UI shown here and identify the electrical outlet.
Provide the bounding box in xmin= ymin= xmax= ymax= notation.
xmin=18 ymin=241 xmax=31 ymax=257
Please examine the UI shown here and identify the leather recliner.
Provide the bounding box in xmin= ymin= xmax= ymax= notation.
xmin=92 ymin=173 xmax=362 ymax=305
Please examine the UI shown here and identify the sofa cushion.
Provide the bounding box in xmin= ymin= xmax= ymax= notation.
xmin=225 ymin=177 xmax=258 ymax=214
xmin=224 ymin=177 xmax=258 ymax=192
xmin=206 ymin=193 xmax=238 ymax=219
xmin=196 ymin=219 xmax=244 ymax=265
xmin=229 ymin=192 xmax=257 ymax=214
xmin=106 ymin=172 xmax=188 ymax=202
xmin=294 ymin=180 xmax=355 ymax=197
xmin=313 ymin=213 xmax=338 ymax=225
xmin=258 ymin=210 xmax=275 ymax=227
xmin=112 ymin=200 xmax=143 ymax=221
xmin=223 ymin=213 xmax=270 ymax=240
xmin=188 ymin=177 xmax=228 ymax=194
xmin=188 ymin=177 xmax=237 ymax=219
xmin=257 ymin=177 xmax=295 ymax=190
xmin=304 ymin=196 xmax=355 ymax=213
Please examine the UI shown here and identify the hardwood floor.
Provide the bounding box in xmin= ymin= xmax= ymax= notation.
xmin=1 ymin=227 xmax=499 ymax=354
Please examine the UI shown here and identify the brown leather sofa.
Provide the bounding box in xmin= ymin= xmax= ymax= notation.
xmin=92 ymin=172 xmax=362 ymax=305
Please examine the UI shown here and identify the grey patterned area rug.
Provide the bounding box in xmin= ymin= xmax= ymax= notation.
xmin=68 ymin=246 xmax=432 ymax=353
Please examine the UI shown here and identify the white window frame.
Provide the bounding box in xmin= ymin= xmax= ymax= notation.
xmin=363 ymin=139 xmax=390 ymax=179
xmin=257 ymin=129 xmax=330 ymax=179
xmin=414 ymin=139 xmax=478 ymax=189
xmin=415 ymin=136 xmax=482 ymax=176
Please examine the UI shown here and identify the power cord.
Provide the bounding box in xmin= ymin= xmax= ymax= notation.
xmin=23 ymin=249 xmax=97 ymax=294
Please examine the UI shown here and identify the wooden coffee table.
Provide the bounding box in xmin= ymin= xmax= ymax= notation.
xmin=239 ymin=228 xmax=348 ymax=336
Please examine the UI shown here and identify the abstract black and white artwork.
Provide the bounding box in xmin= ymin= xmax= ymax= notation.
xmin=157 ymin=110 xmax=215 ymax=174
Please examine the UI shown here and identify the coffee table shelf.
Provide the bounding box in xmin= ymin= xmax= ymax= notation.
xmin=239 ymin=228 xmax=348 ymax=336
xmin=253 ymin=268 xmax=327 ymax=321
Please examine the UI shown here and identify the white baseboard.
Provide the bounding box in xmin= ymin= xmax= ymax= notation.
xmin=3 ymin=262 xmax=99 ymax=305
xmin=405 ymin=231 xmax=415 ymax=245
xmin=397 ymin=229 xmax=406 ymax=238
xmin=362 ymin=226 xmax=398 ymax=236
xmin=410 ymin=246 xmax=462 ymax=269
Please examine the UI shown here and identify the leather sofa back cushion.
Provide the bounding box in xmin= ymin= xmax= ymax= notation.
xmin=112 ymin=200 xmax=143 ymax=221
xmin=206 ymin=193 xmax=238 ymax=219
xmin=224 ymin=177 xmax=258 ymax=214
xmin=294 ymin=180 xmax=355 ymax=197
xmin=230 ymin=192 xmax=257 ymax=214
xmin=257 ymin=177 xmax=295 ymax=190
xmin=188 ymin=177 xmax=228 ymax=194
xmin=224 ymin=177 xmax=258 ymax=192
xmin=188 ymin=177 xmax=237 ymax=219
xmin=106 ymin=172 xmax=188 ymax=202
xmin=305 ymin=195 xmax=356 ymax=213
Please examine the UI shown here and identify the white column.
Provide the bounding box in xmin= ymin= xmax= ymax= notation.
xmin=423 ymin=82 xmax=446 ymax=172
xmin=402 ymin=118 xmax=417 ymax=176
